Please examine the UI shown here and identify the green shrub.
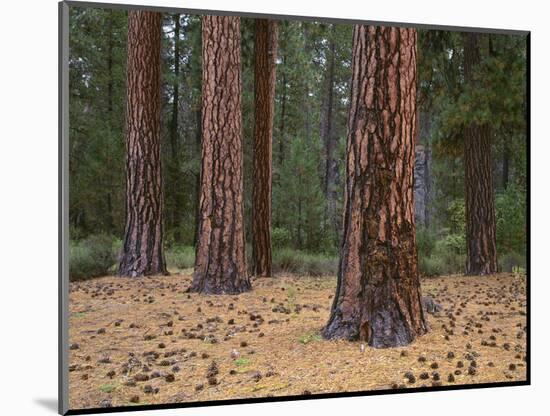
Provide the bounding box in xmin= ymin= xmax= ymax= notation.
xmin=272 ymin=248 xmax=337 ymax=276
xmin=416 ymin=227 xmax=437 ymax=258
xmin=165 ymin=245 xmax=195 ymax=270
xmin=69 ymin=234 xmax=117 ymax=281
xmin=418 ymin=232 xmax=466 ymax=277
xmin=495 ymin=184 xmax=526 ymax=254
xmin=271 ymin=227 xmax=292 ymax=248
xmin=448 ymin=199 xmax=466 ymax=235
xmin=498 ymin=251 xmax=526 ymax=273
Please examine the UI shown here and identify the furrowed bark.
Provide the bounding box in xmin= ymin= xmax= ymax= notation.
xmin=252 ymin=19 xmax=278 ymax=277
xmin=463 ymin=32 xmax=498 ymax=275
xmin=189 ymin=16 xmax=251 ymax=294
xmin=323 ymin=26 xmax=428 ymax=348
xmin=118 ymin=11 xmax=167 ymax=277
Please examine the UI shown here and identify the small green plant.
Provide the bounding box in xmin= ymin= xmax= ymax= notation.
xmin=512 ymin=266 xmax=526 ymax=279
xmin=234 ymin=358 xmax=251 ymax=367
xmin=286 ymin=286 xmax=296 ymax=305
xmin=99 ymin=384 xmax=116 ymax=393
xmin=298 ymin=332 xmax=322 ymax=344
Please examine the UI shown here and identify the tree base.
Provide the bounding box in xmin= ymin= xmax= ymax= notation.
xmin=323 ymin=284 xmax=428 ymax=348
xmin=187 ymin=273 xmax=251 ymax=295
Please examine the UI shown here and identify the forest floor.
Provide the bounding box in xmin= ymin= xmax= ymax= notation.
xmin=68 ymin=271 xmax=527 ymax=410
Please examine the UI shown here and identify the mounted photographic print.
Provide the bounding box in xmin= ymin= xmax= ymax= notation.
xmin=59 ymin=1 xmax=530 ymax=414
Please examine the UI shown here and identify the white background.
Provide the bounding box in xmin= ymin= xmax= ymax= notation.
xmin=0 ymin=0 xmax=547 ymax=415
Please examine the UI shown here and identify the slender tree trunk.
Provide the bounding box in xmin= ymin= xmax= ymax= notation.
xmin=278 ymin=56 xmax=286 ymax=167
xmin=502 ymin=135 xmax=510 ymax=190
xmin=463 ymin=33 xmax=498 ymax=275
xmin=322 ymin=25 xmax=340 ymax=244
xmin=189 ymin=16 xmax=250 ymax=294
xmin=323 ymin=26 xmax=428 ymax=348
xmin=105 ymin=9 xmax=115 ymax=232
xmin=169 ymin=13 xmax=182 ymax=242
xmin=118 ymin=11 xmax=167 ymax=277
xmin=252 ymin=19 xmax=278 ymax=277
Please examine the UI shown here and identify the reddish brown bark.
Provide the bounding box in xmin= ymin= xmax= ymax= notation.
xmin=463 ymin=33 xmax=498 ymax=275
xmin=323 ymin=26 xmax=428 ymax=348
xmin=189 ymin=16 xmax=250 ymax=294
xmin=252 ymin=19 xmax=278 ymax=277
xmin=118 ymin=11 xmax=167 ymax=277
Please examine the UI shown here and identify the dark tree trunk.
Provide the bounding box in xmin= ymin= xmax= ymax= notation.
xmin=118 ymin=11 xmax=167 ymax=277
xmin=278 ymin=56 xmax=286 ymax=167
xmin=189 ymin=16 xmax=250 ymax=294
xmin=323 ymin=26 xmax=428 ymax=348
xmin=321 ymin=25 xmax=340 ymax=244
xmin=252 ymin=19 xmax=278 ymax=277
xmin=105 ymin=10 xmax=115 ymax=232
xmin=463 ymin=33 xmax=498 ymax=275
xmin=502 ymin=135 xmax=510 ymax=190
xmin=169 ymin=13 xmax=182 ymax=242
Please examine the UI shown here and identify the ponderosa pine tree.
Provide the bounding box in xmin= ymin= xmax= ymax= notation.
xmin=118 ymin=11 xmax=167 ymax=277
xmin=252 ymin=19 xmax=278 ymax=277
xmin=323 ymin=26 xmax=428 ymax=347
xmin=463 ymin=32 xmax=498 ymax=275
xmin=189 ymin=16 xmax=251 ymax=294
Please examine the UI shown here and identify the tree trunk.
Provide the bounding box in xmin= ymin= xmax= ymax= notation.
xmin=169 ymin=13 xmax=181 ymax=242
xmin=118 ymin=11 xmax=167 ymax=277
xmin=463 ymin=32 xmax=498 ymax=275
xmin=252 ymin=19 xmax=278 ymax=277
xmin=322 ymin=25 xmax=340 ymax=245
xmin=323 ymin=26 xmax=428 ymax=348
xmin=189 ymin=16 xmax=250 ymax=294
xmin=278 ymin=55 xmax=286 ymax=167
xmin=502 ymin=135 xmax=510 ymax=190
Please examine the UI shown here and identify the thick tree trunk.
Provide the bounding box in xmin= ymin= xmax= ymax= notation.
xmin=118 ymin=11 xmax=167 ymax=277
xmin=463 ymin=33 xmax=498 ymax=275
xmin=252 ymin=19 xmax=278 ymax=277
xmin=323 ymin=26 xmax=428 ymax=348
xmin=189 ymin=16 xmax=250 ymax=294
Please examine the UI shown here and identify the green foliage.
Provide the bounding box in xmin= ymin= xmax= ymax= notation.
xmin=495 ymin=184 xmax=527 ymax=254
xmin=272 ymin=248 xmax=337 ymax=276
xmin=234 ymin=358 xmax=251 ymax=367
xmin=498 ymin=251 xmax=526 ymax=273
xmin=298 ymin=332 xmax=322 ymax=344
xmin=165 ymin=245 xmax=195 ymax=270
xmin=99 ymin=384 xmax=116 ymax=393
xmin=512 ymin=266 xmax=526 ymax=279
xmin=273 ymin=137 xmax=326 ymax=251
xmin=416 ymin=226 xmax=437 ymax=259
xmin=417 ymin=227 xmax=465 ymax=277
xmin=271 ymin=227 xmax=292 ymax=249
xmin=69 ymin=234 xmax=118 ymax=281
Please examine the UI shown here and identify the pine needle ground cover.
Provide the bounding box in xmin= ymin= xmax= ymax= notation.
xmin=68 ymin=272 xmax=526 ymax=409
